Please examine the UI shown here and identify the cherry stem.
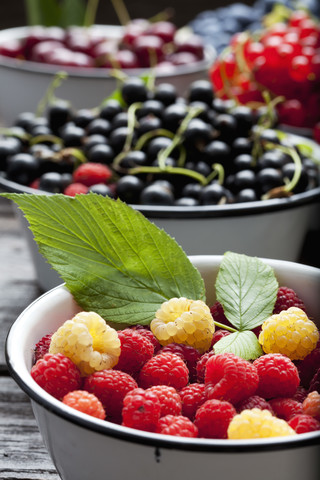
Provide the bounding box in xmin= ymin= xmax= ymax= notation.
xmin=110 ymin=0 xmax=131 ymax=26
xmin=134 ymin=129 xmax=175 ymax=151
xmin=29 ymin=134 xmax=63 ymax=146
xmin=262 ymin=141 xmax=302 ymax=196
xmin=206 ymin=163 xmax=225 ymax=185
xmin=213 ymin=321 xmax=237 ymax=333
xmin=83 ymin=0 xmax=100 ymax=27
xmin=128 ymin=165 xmax=208 ymax=185
xmin=35 ymin=71 xmax=68 ymax=117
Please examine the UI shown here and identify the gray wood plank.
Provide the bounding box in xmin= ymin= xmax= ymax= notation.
xmin=0 ymin=376 xmax=60 ymax=479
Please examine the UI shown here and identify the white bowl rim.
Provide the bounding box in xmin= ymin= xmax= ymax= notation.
xmin=1 ymin=174 xmax=319 ymax=219
xmin=5 ymin=255 xmax=320 ymax=452
xmin=0 ymin=25 xmax=215 ymax=79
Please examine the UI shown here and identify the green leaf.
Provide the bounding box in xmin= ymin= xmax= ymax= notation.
xmin=216 ymin=252 xmax=278 ymax=331
xmin=213 ymin=330 xmax=263 ymax=361
xmin=2 ymin=193 xmax=205 ymax=326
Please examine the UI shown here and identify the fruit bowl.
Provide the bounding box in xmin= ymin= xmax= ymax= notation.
xmin=5 ymin=255 xmax=320 ymax=480
xmin=0 ymin=25 xmax=215 ymax=126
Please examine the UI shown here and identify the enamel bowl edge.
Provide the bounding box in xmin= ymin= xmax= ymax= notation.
xmin=5 ymin=255 xmax=320 ymax=480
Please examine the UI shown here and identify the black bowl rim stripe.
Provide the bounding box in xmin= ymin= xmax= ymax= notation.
xmin=1 ymin=175 xmax=320 ymax=220
xmin=5 ymin=284 xmax=320 ymax=454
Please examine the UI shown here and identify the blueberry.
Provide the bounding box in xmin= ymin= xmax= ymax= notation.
xmin=38 ymin=172 xmax=65 ymax=193
xmin=0 ymin=137 xmax=22 ymax=169
xmin=99 ymin=99 xmax=123 ymax=121
xmin=73 ymin=109 xmax=96 ymax=128
xmin=200 ymin=183 xmax=229 ymax=205
xmin=153 ymin=83 xmax=177 ymax=106
xmin=48 ymin=99 xmax=72 ymax=135
xmin=87 ymin=144 xmax=115 ymax=165
xmin=121 ymin=77 xmax=148 ymax=105
xmin=116 ymin=175 xmax=144 ymax=204
xmin=188 ymin=80 xmax=214 ymax=106
xmin=88 ymin=184 xmax=115 ymax=197
xmin=86 ymin=118 xmax=112 ymax=137
xmin=6 ymin=153 xmax=40 ymax=185
xmin=162 ymin=103 xmax=188 ymax=132
xmin=140 ymin=183 xmax=175 ymax=206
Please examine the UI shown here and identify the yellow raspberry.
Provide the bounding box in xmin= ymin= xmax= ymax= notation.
xmin=49 ymin=311 xmax=121 ymax=376
xmin=150 ymin=297 xmax=215 ymax=353
xmin=258 ymin=307 xmax=319 ymax=360
xmin=227 ymin=409 xmax=297 ymax=439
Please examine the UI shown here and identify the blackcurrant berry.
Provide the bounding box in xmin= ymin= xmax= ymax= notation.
xmin=121 ymin=77 xmax=148 ymax=105
xmin=140 ymin=183 xmax=175 ymax=206
xmin=116 ymin=175 xmax=144 ymax=203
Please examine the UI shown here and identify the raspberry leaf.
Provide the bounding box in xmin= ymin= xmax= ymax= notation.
xmin=213 ymin=331 xmax=263 ymax=361
xmin=215 ymin=251 xmax=278 ymax=331
xmin=3 ymin=193 xmax=205 ymax=326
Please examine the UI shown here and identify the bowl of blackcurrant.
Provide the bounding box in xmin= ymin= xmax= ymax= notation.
xmin=0 ymin=77 xmax=320 ymax=291
xmin=0 ymin=21 xmax=215 ymax=125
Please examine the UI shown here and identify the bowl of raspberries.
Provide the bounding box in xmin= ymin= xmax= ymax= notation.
xmin=4 ymin=193 xmax=320 ymax=480
xmin=0 ymin=75 xmax=319 ymax=290
xmin=0 ymin=20 xmax=214 ymax=126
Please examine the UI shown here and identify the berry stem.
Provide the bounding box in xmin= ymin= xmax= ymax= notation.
xmin=213 ymin=321 xmax=237 ymax=333
xmin=35 ymin=71 xmax=69 ymax=118
xmin=110 ymin=0 xmax=131 ymax=26
xmin=205 ymin=163 xmax=225 ymax=185
xmin=134 ymin=129 xmax=175 ymax=151
xmin=83 ymin=0 xmax=100 ymax=27
xmin=29 ymin=134 xmax=63 ymax=146
xmin=128 ymin=165 xmax=208 ymax=185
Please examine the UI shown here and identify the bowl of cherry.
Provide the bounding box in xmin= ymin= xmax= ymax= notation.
xmin=0 ymin=77 xmax=320 ymax=291
xmin=0 ymin=20 xmax=215 ymax=125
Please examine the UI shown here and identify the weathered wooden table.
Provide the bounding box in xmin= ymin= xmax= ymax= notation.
xmin=0 ymin=195 xmax=319 ymax=479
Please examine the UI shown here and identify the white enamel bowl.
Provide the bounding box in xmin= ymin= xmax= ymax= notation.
xmin=0 ymin=25 xmax=215 ymax=126
xmin=5 ymin=256 xmax=320 ymax=480
xmin=1 ymin=172 xmax=320 ymax=290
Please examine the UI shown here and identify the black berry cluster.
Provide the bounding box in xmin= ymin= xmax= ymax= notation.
xmin=0 ymin=77 xmax=318 ymax=207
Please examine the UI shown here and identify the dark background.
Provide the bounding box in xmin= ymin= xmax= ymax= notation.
xmin=0 ymin=0 xmax=253 ymax=30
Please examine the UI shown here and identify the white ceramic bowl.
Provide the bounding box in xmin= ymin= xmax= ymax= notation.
xmin=0 ymin=25 xmax=215 ymax=126
xmin=1 ymin=172 xmax=320 ymax=290
xmin=5 ymin=255 xmax=320 ymax=480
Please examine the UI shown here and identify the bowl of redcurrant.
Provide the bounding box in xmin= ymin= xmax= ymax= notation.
xmin=0 ymin=76 xmax=319 ymax=291
xmin=0 ymin=21 xmax=215 ymax=125
xmin=5 ymin=223 xmax=320 ymax=480
xmin=209 ymin=8 xmax=320 ymax=136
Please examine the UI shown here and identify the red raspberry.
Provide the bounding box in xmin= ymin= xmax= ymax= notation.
xmin=34 ymin=333 xmax=52 ymax=362
xmin=288 ymin=414 xmax=320 ymax=434
xmin=211 ymin=329 xmax=231 ymax=347
xmin=179 ymin=383 xmax=206 ymax=420
xmin=131 ymin=325 xmax=162 ymax=353
xmin=31 ymin=353 xmax=82 ymax=400
xmin=73 ymin=162 xmax=112 ymax=187
xmin=296 ymin=341 xmax=320 ymax=389
xmin=309 ymin=367 xmax=320 ymax=393
xmin=268 ymin=397 xmax=303 ymax=421
xmin=196 ymin=350 xmax=215 ymax=383
xmin=205 ymin=353 xmax=259 ymax=405
xmin=237 ymin=395 xmax=274 ymax=414
xmin=84 ymin=369 xmax=137 ymax=421
xmin=115 ymin=328 xmax=154 ymax=377
xmin=146 ymin=385 xmax=182 ymax=417
xmin=292 ymin=386 xmax=308 ymax=403
xmin=122 ymin=388 xmax=161 ymax=432
xmin=273 ymin=286 xmax=307 ymax=314
xmin=302 ymin=391 xmax=320 ymax=421
xmin=158 ymin=343 xmax=201 ymax=383
xmin=253 ymin=354 xmax=300 ymax=399
xmin=139 ymin=352 xmax=189 ymax=390
xmin=156 ymin=415 xmax=198 ymax=437
xmin=62 ymin=390 xmax=106 ymax=420
xmin=64 ymin=182 xmax=89 ymax=196
xmin=194 ymin=399 xmax=236 ymax=438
